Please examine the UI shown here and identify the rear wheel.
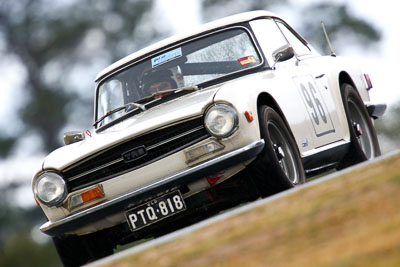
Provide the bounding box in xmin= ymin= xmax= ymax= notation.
xmin=250 ymin=106 xmax=305 ymax=196
xmin=339 ymin=83 xmax=380 ymax=169
xmin=53 ymin=232 xmax=114 ymax=267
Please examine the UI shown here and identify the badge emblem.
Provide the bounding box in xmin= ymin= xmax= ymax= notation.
xmin=122 ymin=146 xmax=147 ymax=162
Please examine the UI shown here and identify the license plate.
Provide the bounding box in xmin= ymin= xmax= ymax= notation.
xmin=125 ymin=190 xmax=186 ymax=231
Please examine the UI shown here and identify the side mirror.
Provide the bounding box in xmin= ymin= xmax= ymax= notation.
xmin=64 ymin=131 xmax=85 ymax=145
xmin=272 ymin=44 xmax=295 ymax=63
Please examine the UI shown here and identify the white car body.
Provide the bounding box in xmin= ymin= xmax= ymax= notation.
xmin=32 ymin=10 xmax=385 ymax=264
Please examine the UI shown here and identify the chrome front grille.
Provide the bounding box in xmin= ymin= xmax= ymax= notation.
xmin=62 ymin=117 xmax=209 ymax=191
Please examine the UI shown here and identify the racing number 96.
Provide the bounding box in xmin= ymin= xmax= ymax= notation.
xmin=300 ymin=82 xmax=327 ymax=125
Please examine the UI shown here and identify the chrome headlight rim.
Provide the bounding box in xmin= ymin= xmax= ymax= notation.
xmin=34 ymin=171 xmax=67 ymax=207
xmin=204 ymin=103 xmax=238 ymax=138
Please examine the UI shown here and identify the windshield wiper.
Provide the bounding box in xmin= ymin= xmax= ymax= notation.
xmin=93 ymin=102 xmax=146 ymax=127
xmin=94 ymin=86 xmax=198 ymax=127
xmin=136 ymin=85 xmax=199 ymax=104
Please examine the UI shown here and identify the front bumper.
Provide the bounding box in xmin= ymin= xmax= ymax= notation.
xmin=366 ymin=103 xmax=387 ymax=119
xmin=41 ymin=139 xmax=265 ymax=236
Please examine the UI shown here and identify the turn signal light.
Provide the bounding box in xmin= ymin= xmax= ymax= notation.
xmin=81 ymin=186 xmax=104 ymax=203
xmin=69 ymin=185 xmax=104 ymax=209
xmin=245 ymin=111 xmax=254 ymax=122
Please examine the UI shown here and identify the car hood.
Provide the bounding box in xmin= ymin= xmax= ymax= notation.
xmin=42 ymin=87 xmax=219 ymax=171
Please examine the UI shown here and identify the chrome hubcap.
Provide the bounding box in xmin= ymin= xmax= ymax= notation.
xmin=274 ymin=144 xmax=285 ymax=161
xmin=352 ymin=122 xmax=363 ymax=137
xmin=349 ymin=99 xmax=374 ymax=159
xmin=268 ymin=122 xmax=299 ymax=185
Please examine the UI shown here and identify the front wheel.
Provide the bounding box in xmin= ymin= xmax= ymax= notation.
xmin=250 ymin=106 xmax=305 ymax=196
xmin=338 ymin=84 xmax=381 ymax=169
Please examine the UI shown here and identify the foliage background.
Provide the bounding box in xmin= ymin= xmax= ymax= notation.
xmin=0 ymin=0 xmax=397 ymax=265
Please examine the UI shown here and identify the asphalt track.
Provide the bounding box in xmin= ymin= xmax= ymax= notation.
xmin=86 ymin=149 xmax=400 ymax=267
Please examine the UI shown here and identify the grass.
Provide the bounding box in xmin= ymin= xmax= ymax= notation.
xmin=103 ymin=153 xmax=400 ymax=267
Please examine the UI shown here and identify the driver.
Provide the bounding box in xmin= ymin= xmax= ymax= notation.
xmin=143 ymin=69 xmax=177 ymax=98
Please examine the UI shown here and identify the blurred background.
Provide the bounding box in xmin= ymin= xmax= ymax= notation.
xmin=0 ymin=0 xmax=399 ymax=266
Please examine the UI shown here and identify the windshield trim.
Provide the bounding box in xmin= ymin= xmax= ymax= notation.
xmin=94 ymin=24 xmax=264 ymax=131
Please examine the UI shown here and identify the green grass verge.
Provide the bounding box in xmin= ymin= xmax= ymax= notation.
xmin=104 ymin=154 xmax=400 ymax=267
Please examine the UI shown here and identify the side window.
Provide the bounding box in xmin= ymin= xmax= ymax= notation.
xmin=250 ymin=19 xmax=288 ymax=64
xmin=276 ymin=21 xmax=311 ymax=56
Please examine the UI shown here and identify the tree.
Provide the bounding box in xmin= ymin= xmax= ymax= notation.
xmin=0 ymin=0 xmax=392 ymax=264
xmin=375 ymin=104 xmax=400 ymax=152
xmin=0 ymin=0 xmax=155 ymax=262
xmin=201 ymin=0 xmax=381 ymax=54
xmin=0 ymin=0 xmax=153 ymax=154
xmin=298 ymin=3 xmax=381 ymax=54
xmin=202 ymin=0 xmax=284 ymax=22
xmin=0 ymin=0 xmax=383 ymax=157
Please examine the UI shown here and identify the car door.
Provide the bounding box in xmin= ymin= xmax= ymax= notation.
xmin=250 ymin=18 xmax=342 ymax=155
xmin=274 ymin=20 xmax=343 ymax=148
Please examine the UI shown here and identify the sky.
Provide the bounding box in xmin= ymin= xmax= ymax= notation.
xmin=0 ymin=0 xmax=399 ymax=207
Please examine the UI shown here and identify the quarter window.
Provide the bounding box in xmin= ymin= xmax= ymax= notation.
xmin=250 ymin=19 xmax=288 ymax=64
xmin=276 ymin=21 xmax=311 ymax=56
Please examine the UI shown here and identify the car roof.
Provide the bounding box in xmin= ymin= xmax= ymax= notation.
xmin=95 ymin=10 xmax=279 ymax=82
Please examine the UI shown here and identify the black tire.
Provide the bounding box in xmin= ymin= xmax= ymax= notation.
xmin=338 ymin=83 xmax=381 ymax=169
xmin=53 ymin=233 xmax=114 ymax=267
xmin=250 ymin=106 xmax=305 ymax=196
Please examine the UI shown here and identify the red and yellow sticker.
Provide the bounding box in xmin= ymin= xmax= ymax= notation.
xmin=238 ymin=56 xmax=257 ymax=66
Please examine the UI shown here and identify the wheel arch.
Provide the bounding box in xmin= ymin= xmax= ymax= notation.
xmin=339 ymin=71 xmax=356 ymax=89
xmin=256 ymin=92 xmax=298 ymax=149
xmin=257 ymin=92 xmax=286 ymax=124
xmin=251 ymin=93 xmax=306 ymax=192
xmin=338 ymin=71 xmax=363 ymax=100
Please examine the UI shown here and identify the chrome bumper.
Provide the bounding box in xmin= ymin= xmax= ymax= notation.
xmin=366 ymin=103 xmax=387 ymax=119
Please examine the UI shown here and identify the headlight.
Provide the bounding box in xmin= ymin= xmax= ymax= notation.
xmin=204 ymin=104 xmax=238 ymax=138
xmin=34 ymin=172 xmax=67 ymax=207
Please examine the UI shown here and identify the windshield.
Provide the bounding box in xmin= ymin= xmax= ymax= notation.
xmin=96 ymin=28 xmax=261 ymax=127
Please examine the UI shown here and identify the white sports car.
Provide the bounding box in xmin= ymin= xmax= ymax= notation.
xmin=32 ymin=10 xmax=386 ymax=266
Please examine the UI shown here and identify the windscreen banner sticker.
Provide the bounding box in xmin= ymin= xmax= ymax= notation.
xmin=152 ymin=47 xmax=182 ymax=68
xmin=238 ymin=56 xmax=256 ymax=66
